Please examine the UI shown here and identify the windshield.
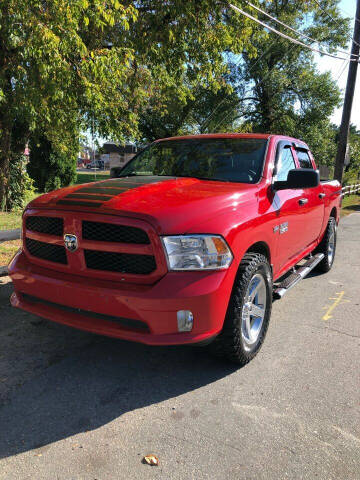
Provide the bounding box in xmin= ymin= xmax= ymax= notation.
xmin=118 ymin=138 xmax=268 ymax=183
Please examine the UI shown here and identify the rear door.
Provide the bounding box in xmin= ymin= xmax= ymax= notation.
xmin=293 ymin=147 xmax=324 ymax=247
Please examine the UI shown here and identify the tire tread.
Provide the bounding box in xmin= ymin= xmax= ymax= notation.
xmin=209 ymin=253 xmax=272 ymax=365
xmin=314 ymin=217 xmax=337 ymax=273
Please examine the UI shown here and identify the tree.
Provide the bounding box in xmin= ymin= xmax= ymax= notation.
xmin=224 ymin=0 xmax=349 ymax=164
xmin=137 ymin=79 xmax=242 ymax=142
xmin=0 ymin=0 xmax=262 ymax=209
xmin=8 ymin=154 xmax=35 ymax=211
xmin=344 ymin=125 xmax=360 ymax=183
xmin=28 ymin=135 xmax=77 ymax=192
xmin=135 ymin=0 xmax=350 ymax=161
xmin=136 ymin=56 xmax=253 ymax=142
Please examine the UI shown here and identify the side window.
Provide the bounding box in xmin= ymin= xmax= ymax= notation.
xmin=296 ymin=149 xmax=313 ymax=169
xmin=275 ymin=146 xmax=296 ymax=181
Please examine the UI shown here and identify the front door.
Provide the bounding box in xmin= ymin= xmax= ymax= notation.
xmin=272 ymin=142 xmax=306 ymax=273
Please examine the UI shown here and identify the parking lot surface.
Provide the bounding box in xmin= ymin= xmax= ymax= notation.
xmin=0 ymin=214 xmax=359 ymax=479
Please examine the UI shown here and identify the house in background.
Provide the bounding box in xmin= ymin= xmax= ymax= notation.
xmin=101 ymin=143 xmax=137 ymax=169
xmin=78 ymin=144 xmax=92 ymax=166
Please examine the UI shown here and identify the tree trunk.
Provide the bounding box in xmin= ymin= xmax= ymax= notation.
xmin=0 ymin=127 xmax=12 ymax=211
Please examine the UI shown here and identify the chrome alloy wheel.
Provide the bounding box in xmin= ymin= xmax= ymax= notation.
xmin=241 ymin=273 xmax=267 ymax=350
xmin=328 ymin=223 xmax=336 ymax=265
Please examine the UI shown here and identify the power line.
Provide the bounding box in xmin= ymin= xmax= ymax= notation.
xmin=246 ymin=1 xmax=359 ymax=57
xmin=312 ymin=0 xmax=360 ymax=48
xmin=229 ymin=3 xmax=360 ymax=62
xmin=336 ymin=59 xmax=350 ymax=82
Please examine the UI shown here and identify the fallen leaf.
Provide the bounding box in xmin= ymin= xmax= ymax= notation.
xmin=143 ymin=454 xmax=159 ymax=466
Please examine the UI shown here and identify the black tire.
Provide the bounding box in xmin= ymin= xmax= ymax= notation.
xmin=208 ymin=253 xmax=273 ymax=365
xmin=314 ymin=217 xmax=337 ymax=273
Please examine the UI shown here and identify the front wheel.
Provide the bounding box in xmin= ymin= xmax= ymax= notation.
xmin=314 ymin=217 xmax=337 ymax=273
xmin=209 ymin=253 xmax=273 ymax=365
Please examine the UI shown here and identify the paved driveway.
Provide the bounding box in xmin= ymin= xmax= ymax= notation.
xmin=0 ymin=214 xmax=359 ymax=480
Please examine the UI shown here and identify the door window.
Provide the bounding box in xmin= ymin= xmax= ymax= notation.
xmin=296 ymin=150 xmax=313 ymax=169
xmin=275 ymin=146 xmax=296 ymax=181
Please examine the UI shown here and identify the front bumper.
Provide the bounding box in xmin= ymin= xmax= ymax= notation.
xmin=8 ymin=250 xmax=235 ymax=345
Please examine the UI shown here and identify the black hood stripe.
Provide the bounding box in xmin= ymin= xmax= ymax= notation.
xmin=65 ymin=193 xmax=114 ymax=201
xmin=57 ymin=176 xmax=177 ymax=207
xmin=57 ymin=200 xmax=103 ymax=207
xmin=72 ymin=187 xmax=128 ymax=195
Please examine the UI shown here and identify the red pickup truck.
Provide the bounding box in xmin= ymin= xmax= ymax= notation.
xmin=9 ymin=134 xmax=341 ymax=365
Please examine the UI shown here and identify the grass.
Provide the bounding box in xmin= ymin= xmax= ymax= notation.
xmin=0 ymin=211 xmax=22 ymax=230
xmin=341 ymin=194 xmax=360 ymax=215
xmin=0 ymin=192 xmax=39 ymax=231
xmin=0 ymin=240 xmax=21 ymax=266
xmin=74 ymin=170 xmax=109 ymax=185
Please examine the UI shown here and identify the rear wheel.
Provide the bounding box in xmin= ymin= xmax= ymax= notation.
xmin=314 ymin=217 xmax=337 ymax=273
xmin=209 ymin=253 xmax=273 ymax=365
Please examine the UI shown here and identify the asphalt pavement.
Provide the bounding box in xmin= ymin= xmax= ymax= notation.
xmin=0 ymin=214 xmax=359 ymax=480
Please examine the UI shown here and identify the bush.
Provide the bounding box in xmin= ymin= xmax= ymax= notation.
xmin=8 ymin=154 xmax=35 ymax=211
xmin=28 ymin=136 xmax=77 ymax=193
xmin=343 ymin=169 xmax=360 ymax=186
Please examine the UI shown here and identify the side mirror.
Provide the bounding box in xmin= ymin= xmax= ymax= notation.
xmin=273 ymin=168 xmax=320 ymax=191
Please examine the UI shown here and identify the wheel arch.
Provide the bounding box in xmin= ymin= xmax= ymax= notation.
xmin=330 ymin=206 xmax=337 ymax=220
xmin=244 ymin=241 xmax=271 ymax=264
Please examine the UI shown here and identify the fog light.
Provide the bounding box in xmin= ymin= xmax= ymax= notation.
xmin=177 ymin=310 xmax=194 ymax=332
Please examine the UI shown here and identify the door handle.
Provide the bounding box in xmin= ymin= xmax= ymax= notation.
xmin=318 ymin=193 xmax=325 ymax=199
xmin=298 ymin=198 xmax=308 ymax=206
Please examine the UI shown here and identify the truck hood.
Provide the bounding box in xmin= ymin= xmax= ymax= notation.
xmin=28 ymin=176 xmax=258 ymax=234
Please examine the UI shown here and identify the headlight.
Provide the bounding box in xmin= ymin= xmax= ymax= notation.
xmin=161 ymin=235 xmax=233 ymax=271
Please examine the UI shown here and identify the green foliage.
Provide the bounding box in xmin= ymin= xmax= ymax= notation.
xmin=230 ymin=0 xmax=347 ymax=167
xmin=343 ymin=126 xmax=360 ymax=184
xmin=0 ymin=0 xmax=353 ymax=208
xmin=7 ymin=155 xmax=35 ymax=211
xmin=0 ymin=0 xmax=263 ymax=209
xmin=136 ymin=0 xmax=349 ymax=167
xmin=137 ymin=81 xmax=241 ymax=142
xmin=28 ymin=136 xmax=77 ymax=193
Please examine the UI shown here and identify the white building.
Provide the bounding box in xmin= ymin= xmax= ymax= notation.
xmin=101 ymin=143 xmax=137 ymax=169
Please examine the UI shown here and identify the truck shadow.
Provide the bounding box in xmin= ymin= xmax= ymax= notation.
xmin=342 ymin=204 xmax=360 ymax=212
xmin=0 ymin=281 xmax=237 ymax=460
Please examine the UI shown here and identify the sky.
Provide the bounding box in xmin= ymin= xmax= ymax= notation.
xmin=315 ymin=0 xmax=360 ymax=129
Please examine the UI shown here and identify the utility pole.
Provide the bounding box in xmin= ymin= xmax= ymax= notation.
xmin=334 ymin=0 xmax=360 ymax=183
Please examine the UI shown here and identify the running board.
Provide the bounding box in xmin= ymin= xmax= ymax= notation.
xmin=273 ymin=253 xmax=325 ymax=299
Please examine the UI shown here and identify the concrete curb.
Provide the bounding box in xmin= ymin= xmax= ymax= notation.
xmin=0 ymin=229 xmax=21 ymax=243
xmin=0 ymin=229 xmax=20 ymax=276
xmin=0 ymin=266 xmax=8 ymax=277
